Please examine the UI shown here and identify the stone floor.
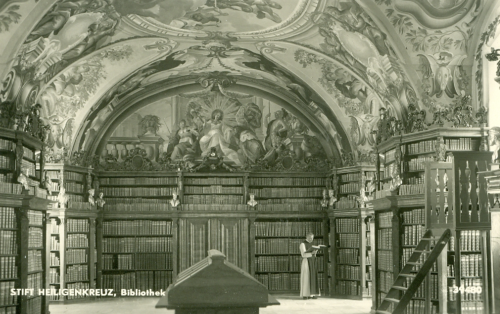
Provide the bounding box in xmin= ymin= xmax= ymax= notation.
xmin=50 ymin=295 xmax=372 ymax=314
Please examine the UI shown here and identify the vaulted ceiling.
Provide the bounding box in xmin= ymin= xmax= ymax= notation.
xmin=0 ymin=0 xmax=499 ymax=164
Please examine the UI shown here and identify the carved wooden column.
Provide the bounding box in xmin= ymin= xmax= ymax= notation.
xmin=95 ymin=215 xmax=102 ymax=289
xmin=59 ymin=217 xmax=66 ymax=291
xmin=248 ymin=218 xmax=256 ymax=276
xmin=17 ymin=207 xmax=29 ymax=314
xmin=172 ymin=218 xmax=179 ymax=281
xmin=177 ymin=171 xmax=184 ymax=206
xmin=43 ymin=212 xmax=51 ymax=314
xmin=329 ymin=216 xmax=336 ymax=297
xmin=89 ymin=218 xmax=96 ymax=289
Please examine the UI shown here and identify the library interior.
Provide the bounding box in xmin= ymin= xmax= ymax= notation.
xmin=3 ymin=0 xmax=500 ymax=314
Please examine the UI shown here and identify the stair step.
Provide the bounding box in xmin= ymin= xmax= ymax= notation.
xmin=376 ymin=311 xmax=392 ymax=314
xmin=407 ymin=262 xmax=423 ymax=265
xmin=385 ymin=298 xmax=400 ymax=303
xmin=414 ymin=250 xmax=431 ymax=253
xmin=421 ymin=237 xmax=436 ymax=241
xmin=392 ymin=286 xmax=408 ymax=291
xmin=399 ymin=274 xmax=416 ymax=278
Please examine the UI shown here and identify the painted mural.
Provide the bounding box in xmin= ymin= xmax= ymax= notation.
xmin=0 ymin=0 xmax=497 ymax=167
xmin=107 ymin=94 xmax=325 ymax=168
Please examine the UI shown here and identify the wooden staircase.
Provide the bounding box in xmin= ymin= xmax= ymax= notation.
xmin=376 ymin=229 xmax=452 ymax=314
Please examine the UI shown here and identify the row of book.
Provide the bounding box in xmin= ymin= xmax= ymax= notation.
xmin=48 ymin=194 xmax=84 ymax=203
xmin=0 ymin=257 xmax=17 ymax=279
xmin=0 ymin=182 xmax=21 ymax=195
xmin=256 ymin=204 xmax=322 ymax=211
xmin=259 ymin=198 xmax=321 ymax=205
xmin=336 ymin=265 xmax=360 ymax=280
xmin=255 ymin=238 xmax=314 ymax=255
xmin=336 ymin=218 xmax=360 ymax=233
xmin=378 ymin=270 xmax=393 ymax=293
xmin=0 ymin=207 xmax=15 ymax=229
xmin=336 ymin=197 xmax=360 ymax=209
xmin=68 ymin=202 xmax=95 ymax=211
xmin=255 ymin=273 xmax=300 ymax=291
xmin=101 ymin=187 xmax=175 ymax=197
xmin=0 ymin=173 xmax=14 ymax=182
xmin=378 ymin=251 xmax=393 ymax=272
xmin=67 ymin=234 xmax=88 ymax=248
xmin=102 ymin=237 xmax=172 ymax=253
xmin=183 ymin=195 xmax=242 ymax=204
xmin=377 ymin=229 xmax=392 ymax=250
xmin=28 ymin=227 xmax=43 ymax=248
xmin=255 ymin=221 xmax=324 ymax=237
xmin=383 ymin=163 xmax=396 ymax=181
xmin=27 ymin=273 xmax=42 ymax=291
xmin=402 ymin=208 xmax=425 ymax=225
xmin=103 ymin=220 xmax=172 ymax=235
xmin=49 ymin=219 xmax=59 ymax=234
xmin=339 ymin=183 xmax=360 ymax=194
xmin=134 ymin=253 xmax=173 ymax=270
xmin=378 ymin=212 xmax=392 ymax=228
xmin=103 ymin=203 xmax=173 ymax=211
xmin=185 ymin=177 xmax=242 ymax=185
xmin=66 ymin=249 xmax=87 ymax=264
xmin=47 ymin=171 xmax=84 ymax=182
xmin=66 ymin=282 xmax=89 ymax=300
xmin=0 ymin=139 xmax=14 ymax=151
xmin=336 ymin=234 xmax=360 ymax=248
xmin=255 ymin=256 xmax=324 ymax=272
xmin=399 ymin=184 xmax=425 ymax=195
xmin=402 ymin=248 xmax=425 ymax=268
xmin=406 ymin=177 xmax=425 ymax=185
xmin=27 ymin=210 xmax=43 ymax=226
xmin=23 ymin=147 xmax=34 ymax=160
xmin=335 ymin=280 xmax=361 ymax=296
xmin=460 ymin=254 xmax=483 ymax=277
xmin=67 ymin=219 xmax=89 ymax=233
xmin=406 ymin=140 xmax=436 ymax=155
xmin=460 ymin=230 xmax=482 ymax=251
xmin=249 ymin=187 xmax=323 ymax=198
xmin=50 ymin=236 xmax=59 ymax=251
xmin=0 ymin=156 xmax=12 ymax=170
xmin=339 ymin=173 xmax=361 ymax=182
xmin=28 ymin=250 xmax=42 ymax=272
xmin=180 ymin=204 xmax=248 ymax=211
xmin=0 ymin=281 xmax=16 ymax=307
xmin=103 ymin=254 xmax=133 ymax=270
xmin=184 ymin=185 xmax=243 ymax=194
xmin=365 ymin=282 xmax=372 ymax=297
xmin=445 ymin=138 xmax=474 ymax=151
xmin=60 ymin=182 xmax=84 ymax=194
xmin=50 ymin=253 xmax=59 ymax=267
xmin=406 ymin=156 xmax=435 ymax=172
xmin=249 ymin=177 xmax=324 ymax=186
xmin=136 ymin=271 xmax=172 ymax=291
xmin=0 ymin=231 xmax=16 ymax=254
xmin=337 ymin=249 xmax=359 ymax=264
xmin=66 ymin=265 xmax=88 ymax=282
xmin=403 ymin=300 xmax=426 ymax=314
xmin=26 ymin=297 xmax=42 ymax=314
xmin=402 ymin=225 xmax=425 ymax=246
xmin=49 ymin=269 xmax=60 ymax=284
xmin=100 ymin=177 xmax=177 ymax=185
xmin=457 ymin=302 xmax=485 ymax=314
xmin=385 ymin=148 xmax=397 ymax=163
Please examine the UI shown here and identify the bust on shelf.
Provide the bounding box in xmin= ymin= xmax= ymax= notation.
xmin=170 ymin=191 xmax=180 ymax=208
xmin=88 ymin=188 xmax=95 ymax=206
xmin=320 ymin=189 xmax=328 ymax=208
xmin=328 ymin=189 xmax=337 ymax=207
xmin=247 ymin=193 xmax=258 ymax=207
xmin=58 ymin=187 xmax=69 ymax=209
xmin=96 ymin=192 xmax=105 ymax=209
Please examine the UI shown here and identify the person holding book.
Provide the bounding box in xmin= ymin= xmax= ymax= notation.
xmin=300 ymin=232 xmax=324 ymax=299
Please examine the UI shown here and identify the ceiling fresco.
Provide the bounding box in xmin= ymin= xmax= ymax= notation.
xmin=129 ymin=0 xmax=303 ymax=32
xmin=0 ymin=0 xmax=499 ymax=166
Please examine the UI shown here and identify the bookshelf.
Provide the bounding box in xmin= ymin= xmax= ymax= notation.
xmin=248 ymin=173 xmax=326 ymax=211
xmin=335 ymin=166 xmax=377 ymax=209
xmin=183 ymin=173 xmax=245 ymax=211
xmin=253 ymin=219 xmax=328 ymax=294
xmin=0 ymin=128 xmax=52 ymax=314
xmin=100 ymin=219 xmax=174 ymax=294
xmin=98 ymin=172 xmax=178 ymax=212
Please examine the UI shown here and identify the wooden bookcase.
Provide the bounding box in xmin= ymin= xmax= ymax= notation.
xmin=0 ymin=128 xmax=51 ymax=314
xmin=44 ymin=164 xmax=97 ymax=303
xmin=370 ymin=127 xmax=491 ymax=314
xmin=335 ymin=166 xmax=377 ymax=209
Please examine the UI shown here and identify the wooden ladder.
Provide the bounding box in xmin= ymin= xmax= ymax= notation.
xmin=376 ymin=229 xmax=451 ymax=314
